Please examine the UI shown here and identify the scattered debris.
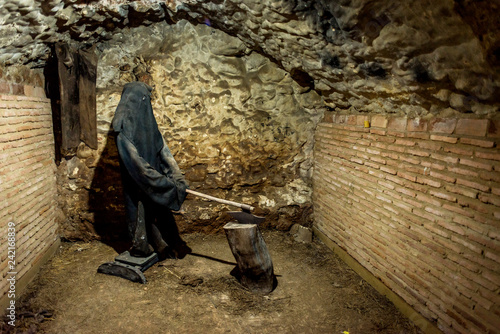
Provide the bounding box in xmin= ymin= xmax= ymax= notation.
xmin=290 ymin=224 xmax=313 ymax=243
xmin=179 ymin=275 xmax=204 ymax=287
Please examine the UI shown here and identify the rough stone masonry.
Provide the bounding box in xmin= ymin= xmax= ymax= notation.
xmin=0 ymin=1 xmax=499 ymax=333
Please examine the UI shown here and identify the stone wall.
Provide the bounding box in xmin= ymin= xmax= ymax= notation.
xmin=314 ymin=112 xmax=500 ymax=334
xmin=0 ymin=65 xmax=60 ymax=310
xmin=56 ymin=20 xmax=324 ymax=241
xmin=2 ymin=1 xmax=499 ymax=117
xmin=3 ymin=0 xmax=500 ymax=239
xmin=1 ymin=1 xmax=500 ymax=331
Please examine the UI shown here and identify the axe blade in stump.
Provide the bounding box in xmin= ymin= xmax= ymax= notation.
xmin=186 ymin=189 xmax=275 ymax=294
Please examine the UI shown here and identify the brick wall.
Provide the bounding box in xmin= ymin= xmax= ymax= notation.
xmin=313 ymin=113 xmax=500 ymax=334
xmin=0 ymin=79 xmax=59 ymax=310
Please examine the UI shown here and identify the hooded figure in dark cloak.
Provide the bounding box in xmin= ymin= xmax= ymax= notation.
xmin=112 ymin=81 xmax=189 ymax=259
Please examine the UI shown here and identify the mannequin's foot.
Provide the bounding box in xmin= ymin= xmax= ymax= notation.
xmin=129 ymin=243 xmax=154 ymax=257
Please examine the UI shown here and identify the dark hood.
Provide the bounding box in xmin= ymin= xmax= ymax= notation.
xmin=112 ymin=81 xmax=164 ymax=167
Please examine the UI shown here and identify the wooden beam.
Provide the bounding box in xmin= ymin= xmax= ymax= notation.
xmin=55 ymin=42 xmax=80 ymax=153
xmin=77 ymin=46 xmax=98 ymax=149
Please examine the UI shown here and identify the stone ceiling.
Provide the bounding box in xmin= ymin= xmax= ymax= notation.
xmin=1 ymin=0 xmax=499 ymax=116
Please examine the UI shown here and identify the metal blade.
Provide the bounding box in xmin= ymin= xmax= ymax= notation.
xmin=227 ymin=211 xmax=265 ymax=224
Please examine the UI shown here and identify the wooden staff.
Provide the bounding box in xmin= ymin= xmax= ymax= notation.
xmin=186 ymin=189 xmax=255 ymax=212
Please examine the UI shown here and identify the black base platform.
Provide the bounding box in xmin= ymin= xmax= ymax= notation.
xmin=97 ymin=251 xmax=159 ymax=284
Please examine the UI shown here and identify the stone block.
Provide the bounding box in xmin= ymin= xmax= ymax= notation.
xmin=290 ymin=224 xmax=313 ymax=243
xmin=455 ymin=119 xmax=489 ymax=137
xmin=322 ymin=112 xmax=334 ymax=123
xmin=11 ymin=84 xmax=24 ymax=96
xmin=428 ymin=118 xmax=457 ymax=134
xmin=0 ymin=82 xmax=10 ymax=94
xmin=371 ymin=115 xmax=388 ymax=128
xmin=387 ymin=117 xmax=406 ymax=132
xmin=34 ymin=87 xmax=46 ymax=98
xmin=347 ymin=115 xmax=357 ymax=125
xmin=337 ymin=115 xmax=348 ymax=124
xmin=407 ymin=118 xmax=428 ymax=132
xmin=356 ymin=115 xmax=369 ymax=127
xmin=487 ymin=120 xmax=500 ymax=138
xmin=24 ymin=85 xmax=35 ymax=97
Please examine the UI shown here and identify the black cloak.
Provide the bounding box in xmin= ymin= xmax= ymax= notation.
xmin=112 ymin=81 xmax=188 ymax=257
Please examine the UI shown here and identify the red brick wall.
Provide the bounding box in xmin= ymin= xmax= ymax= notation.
xmin=0 ymin=79 xmax=59 ymax=306
xmin=313 ymin=113 xmax=500 ymax=334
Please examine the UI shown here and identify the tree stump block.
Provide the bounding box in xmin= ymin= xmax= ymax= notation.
xmin=223 ymin=222 xmax=275 ymax=294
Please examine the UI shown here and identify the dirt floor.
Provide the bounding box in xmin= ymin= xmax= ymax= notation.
xmin=2 ymin=231 xmax=422 ymax=334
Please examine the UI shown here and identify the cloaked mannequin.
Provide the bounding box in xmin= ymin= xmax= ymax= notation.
xmin=112 ymin=81 xmax=190 ymax=259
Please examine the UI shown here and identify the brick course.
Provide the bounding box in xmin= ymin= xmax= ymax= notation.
xmin=0 ymin=82 xmax=58 ymax=309
xmin=314 ymin=113 xmax=500 ymax=334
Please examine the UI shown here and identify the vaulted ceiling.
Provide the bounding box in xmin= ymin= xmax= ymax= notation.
xmin=1 ymin=0 xmax=499 ymax=115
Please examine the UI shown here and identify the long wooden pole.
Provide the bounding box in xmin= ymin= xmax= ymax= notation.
xmin=186 ymin=189 xmax=255 ymax=212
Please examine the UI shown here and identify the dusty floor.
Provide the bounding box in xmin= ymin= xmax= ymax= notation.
xmin=2 ymin=231 xmax=421 ymax=334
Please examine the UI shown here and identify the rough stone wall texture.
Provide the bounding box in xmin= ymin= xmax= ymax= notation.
xmin=3 ymin=0 xmax=499 ymax=234
xmin=0 ymin=65 xmax=59 ymax=306
xmin=314 ymin=113 xmax=500 ymax=334
xmin=56 ymin=20 xmax=323 ymax=241
xmin=1 ymin=0 xmax=498 ymax=115
xmin=1 ymin=0 xmax=500 ymax=330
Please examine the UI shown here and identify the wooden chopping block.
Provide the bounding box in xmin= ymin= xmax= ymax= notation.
xmin=223 ymin=222 xmax=275 ymax=294
xmin=186 ymin=189 xmax=275 ymax=293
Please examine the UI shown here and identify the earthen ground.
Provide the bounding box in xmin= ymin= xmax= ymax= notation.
xmin=2 ymin=231 xmax=422 ymax=334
